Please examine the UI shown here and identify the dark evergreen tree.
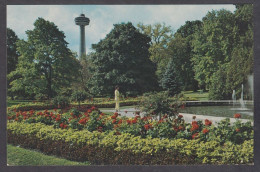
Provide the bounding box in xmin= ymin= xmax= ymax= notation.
xmin=160 ymin=59 xmax=182 ymax=96
xmin=7 ymin=28 xmax=19 ymax=74
xmin=7 ymin=28 xmax=20 ymax=99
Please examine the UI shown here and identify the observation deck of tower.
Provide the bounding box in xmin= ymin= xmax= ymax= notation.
xmin=74 ymin=13 xmax=90 ymax=58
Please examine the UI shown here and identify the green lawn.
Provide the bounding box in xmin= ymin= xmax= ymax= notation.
xmin=7 ymin=144 xmax=91 ymax=166
xmin=182 ymin=90 xmax=209 ymax=101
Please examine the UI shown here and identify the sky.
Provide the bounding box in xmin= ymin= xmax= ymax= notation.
xmin=7 ymin=5 xmax=236 ymax=57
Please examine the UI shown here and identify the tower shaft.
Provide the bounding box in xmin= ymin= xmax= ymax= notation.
xmin=80 ymin=25 xmax=86 ymax=58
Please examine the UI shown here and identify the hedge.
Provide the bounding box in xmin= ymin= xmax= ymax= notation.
xmin=7 ymin=121 xmax=253 ymax=165
xmin=9 ymin=101 xmax=139 ymax=112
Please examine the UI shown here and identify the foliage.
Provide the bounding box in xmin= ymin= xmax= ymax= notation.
xmin=52 ymin=95 xmax=70 ymax=109
xmin=137 ymin=23 xmax=173 ymax=79
xmin=7 ymin=28 xmax=20 ymax=100
xmin=160 ymin=59 xmax=182 ymax=96
xmin=7 ymin=106 xmax=253 ymax=145
xmin=192 ymin=9 xmax=236 ymax=90
xmin=89 ymin=22 xmax=158 ymax=96
xmin=8 ymin=18 xmax=81 ymax=99
xmin=7 ymin=28 xmax=20 ymax=74
xmin=7 ymin=121 xmax=253 ymax=165
xmin=138 ymin=91 xmax=182 ymax=119
xmin=71 ymin=90 xmax=90 ymax=107
xmin=191 ymin=5 xmax=253 ymax=99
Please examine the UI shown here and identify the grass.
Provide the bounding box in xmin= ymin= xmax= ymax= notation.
xmin=182 ymin=90 xmax=209 ymax=101
xmin=7 ymin=144 xmax=91 ymax=166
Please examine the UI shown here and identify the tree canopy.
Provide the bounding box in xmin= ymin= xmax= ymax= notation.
xmin=89 ymin=22 xmax=158 ymax=96
xmin=8 ymin=18 xmax=80 ymax=99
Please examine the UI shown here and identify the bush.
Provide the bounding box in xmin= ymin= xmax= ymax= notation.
xmin=71 ymin=90 xmax=90 ymax=107
xmin=138 ymin=91 xmax=182 ymax=119
xmin=7 ymin=121 xmax=254 ymax=165
xmin=52 ymin=95 xmax=70 ymax=108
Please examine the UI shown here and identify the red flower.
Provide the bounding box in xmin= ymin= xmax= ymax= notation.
xmin=191 ymin=122 xmax=199 ymax=131
xmin=192 ymin=121 xmax=198 ymax=125
xmin=127 ymin=119 xmax=132 ymax=125
xmin=236 ymin=128 xmax=240 ymax=132
xmin=144 ymin=124 xmax=150 ymax=130
xmin=91 ymin=106 xmax=96 ymax=110
xmin=178 ymin=114 xmax=183 ymax=118
xmin=145 ymin=123 xmax=153 ymax=130
xmin=87 ymin=109 xmax=92 ymax=113
xmin=125 ymin=110 xmax=128 ymax=114
xmin=56 ymin=117 xmax=61 ymax=121
xmin=114 ymin=112 xmax=119 ymax=117
xmin=16 ymin=113 xmax=19 ymax=117
xmin=7 ymin=116 xmax=12 ymax=120
xmin=79 ymin=118 xmax=87 ymax=125
xmin=178 ymin=125 xmax=184 ymax=130
xmin=112 ymin=119 xmax=117 ymax=124
xmin=14 ymin=118 xmax=19 ymax=121
xmin=202 ymin=128 xmax=209 ymax=134
xmin=111 ymin=115 xmax=117 ymax=119
xmin=118 ymin=119 xmax=122 ymax=124
xmin=54 ymin=109 xmax=57 ymax=112
xmin=205 ymin=119 xmax=212 ymax=126
xmin=100 ymin=113 xmax=105 ymax=116
xmin=60 ymin=123 xmax=64 ymax=128
xmin=84 ymin=112 xmax=89 ymax=117
xmin=132 ymin=119 xmax=137 ymax=124
xmin=192 ymin=133 xmax=199 ymax=139
xmin=234 ymin=113 xmax=241 ymax=118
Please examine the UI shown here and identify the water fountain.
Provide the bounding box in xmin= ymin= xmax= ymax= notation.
xmin=239 ymin=84 xmax=246 ymax=109
xmin=232 ymin=90 xmax=236 ymax=106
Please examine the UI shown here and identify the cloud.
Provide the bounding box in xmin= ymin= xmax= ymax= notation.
xmin=7 ymin=4 xmax=236 ymax=55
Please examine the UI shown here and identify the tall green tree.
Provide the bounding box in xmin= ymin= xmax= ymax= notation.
xmin=137 ymin=23 xmax=174 ymax=79
xmin=7 ymin=28 xmax=20 ymax=99
xmin=7 ymin=28 xmax=20 ymax=74
xmin=9 ymin=18 xmax=80 ymax=99
xmin=225 ymin=4 xmax=253 ymax=99
xmin=192 ymin=9 xmax=236 ymax=90
xmin=89 ymin=22 xmax=157 ymax=96
xmin=206 ymin=5 xmax=253 ymax=99
xmin=160 ymin=59 xmax=182 ymax=96
xmin=167 ymin=20 xmax=202 ymax=91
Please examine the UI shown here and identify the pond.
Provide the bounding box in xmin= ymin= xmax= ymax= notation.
xmin=179 ymin=104 xmax=254 ymax=120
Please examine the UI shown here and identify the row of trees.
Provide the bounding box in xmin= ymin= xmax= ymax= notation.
xmin=7 ymin=4 xmax=253 ymax=100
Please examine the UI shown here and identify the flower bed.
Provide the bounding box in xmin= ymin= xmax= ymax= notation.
xmin=7 ymin=122 xmax=253 ymax=165
xmin=7 ymin=105 xmax=254 ymax=165
xmin=7 ymin=106 xmax=253 ymax=144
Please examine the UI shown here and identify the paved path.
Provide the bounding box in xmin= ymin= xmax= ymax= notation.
xmin=101 ymin=108 xmax=253 ymax=125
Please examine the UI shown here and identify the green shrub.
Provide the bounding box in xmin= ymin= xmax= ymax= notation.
xmin=71 ymin=90 xmax=90 ymax=107
xmin=52 ymin=95 xmax=70 ymax=108
xmin=7 ymin=121 xmax=254 ymax=165
xmin=138 ymin=91 xmax=182 ymax=119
